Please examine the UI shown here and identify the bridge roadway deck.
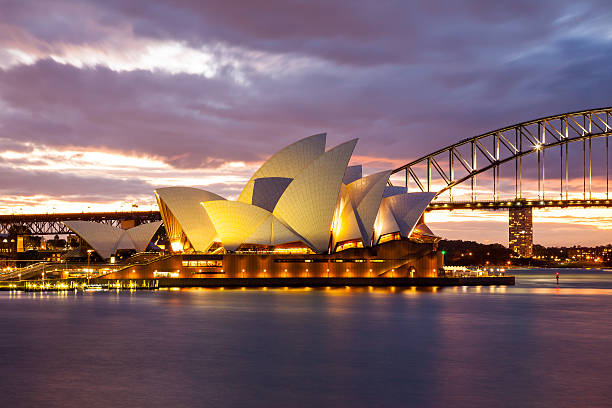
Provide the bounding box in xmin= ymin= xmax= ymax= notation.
xmin=0 ymin=211 xmax=161 ymax=235
xmin=0 ymin=210 xmax=161 ymax=222
xmin=428 ymin=199 xmax=612 ymax=210
xmin=1 ymin=197 xmax=610 ymax=229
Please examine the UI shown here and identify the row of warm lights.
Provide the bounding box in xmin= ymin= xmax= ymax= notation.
xmin=170 ymin=241 xmax=315 ymax=255
xmin=181 ymin=267 xmax=401 ymax=278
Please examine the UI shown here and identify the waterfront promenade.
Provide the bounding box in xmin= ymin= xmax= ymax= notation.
xmin=0 ymin=275 xmax=514 ymax=291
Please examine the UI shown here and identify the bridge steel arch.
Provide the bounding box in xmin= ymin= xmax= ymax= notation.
xmin=392 ymin=107 xmax=612 ymax=203
xmin=0 ymin=211 xmax=162 ymax=235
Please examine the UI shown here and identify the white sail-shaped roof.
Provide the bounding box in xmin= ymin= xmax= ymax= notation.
xmin=331 ymin=186 xmax=363 ymax=247
xmin=149 ymin=135 xmax=436 ymax=254
xmin=332 ymin=170 xmax=392 ymax=247
xmin=126 ymin=220 xmax=163 ymax=252
xmin=63 ymin=221 xmax=161 ymax=259
xmin=241 ymin=213 xmax=304 ymax=246
xmin=115 ymin=233 xmax=135 ymax=252
xmin=202 ymin=201 xmax=304 ymax=249
xmin=373 ymin=201 xmax=401 ymax=244
xmin=155 ymin=187 xmax=225 ymax=252
xmin=63 ymin=221 xmax=126 ymax=259
xmin=238 ymin=133 xmax=327 ymax=205
xmin=201 ymin=200 xmax=272 ymax=251
xmin=271 ymin=217 xmax=303 ymax=245
xmin=347 ymin=170 xmax=392 ymax=245
xmin=413 ymin=222 xmax=436 ymax=237
xmin=242 ymin=215 xmax=275 ymax=245
xmin=384 ymin=192 xmax=436 ymax=238
xmin=274 ymin=139 xmax=358 ymax=253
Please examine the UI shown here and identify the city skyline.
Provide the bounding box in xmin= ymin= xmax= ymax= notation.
xmin=2 ymin=1 xmax=612 ymax=246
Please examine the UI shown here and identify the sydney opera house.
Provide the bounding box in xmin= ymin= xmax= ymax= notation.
xmin=65 ymin=134 xmax=443 ymax=279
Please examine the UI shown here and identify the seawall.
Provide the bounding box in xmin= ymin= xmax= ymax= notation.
xmin=0 ymin=276 xmax=515 ymax=290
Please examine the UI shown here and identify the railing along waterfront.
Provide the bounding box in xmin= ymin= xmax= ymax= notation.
xmin=10 ymin=279 xmax=161 ymax=291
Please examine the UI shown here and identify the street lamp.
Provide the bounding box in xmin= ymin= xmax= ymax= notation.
xmin=87 ymin=249 xmax=94 ymax=282
xmin=87 ymin=249 xmax=94 ymax=270
xmin=441 ymin=250 xmax=446 ymax=274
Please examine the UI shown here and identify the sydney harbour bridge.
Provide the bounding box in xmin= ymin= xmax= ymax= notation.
xmin=2 ymin=107 xmax=612 ymax=256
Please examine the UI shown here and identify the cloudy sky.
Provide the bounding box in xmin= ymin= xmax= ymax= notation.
xmin=1 ymin=0 xmax=612 ymax=246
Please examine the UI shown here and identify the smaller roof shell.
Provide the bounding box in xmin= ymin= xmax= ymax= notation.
xmin=375 ymin=192 xmax=436 ymax=242
xmin=155 ymin=187 xmax=225 ymax=252
xmin=202 ymin=200 xmax=303 ymax=250
xmin=63 ymin=220 xmax=162 ymax=259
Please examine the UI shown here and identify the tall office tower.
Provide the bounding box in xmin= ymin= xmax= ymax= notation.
xmin=509 ymin=207 xmax=533 ymax=257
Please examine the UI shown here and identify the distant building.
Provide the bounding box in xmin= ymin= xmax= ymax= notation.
xmin=509 ymin=207 xmax=533 ymax=257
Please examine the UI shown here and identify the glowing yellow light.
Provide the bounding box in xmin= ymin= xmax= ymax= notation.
xmin=170 ymin=241 xmax=183 ymax=252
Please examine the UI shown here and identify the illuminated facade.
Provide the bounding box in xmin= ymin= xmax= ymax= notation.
xmin=509 ymin=207 xmax=533 ymax=257
xmin=154 ymin=134 xmax=439 ymax=256
xmin=84 ymin=134 xmax=442 ymax=278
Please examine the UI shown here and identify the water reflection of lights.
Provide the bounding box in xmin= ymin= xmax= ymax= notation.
xmin=529 ymin=287 xmax=612 ymax=296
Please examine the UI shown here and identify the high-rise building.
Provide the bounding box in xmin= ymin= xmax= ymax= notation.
xmin=509 ymin=207 xmax=533 ymax=257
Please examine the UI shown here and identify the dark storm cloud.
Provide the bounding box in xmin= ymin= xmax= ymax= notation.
xmin=0 ymin=164 xmax=152 ymax=200
xmin=1 ymin=0 xmax=612 ymax=172
xmin=0 ymin=0 xmax=568 ymax=66
xmin=0 ymin=60 xmax=267 ymax=168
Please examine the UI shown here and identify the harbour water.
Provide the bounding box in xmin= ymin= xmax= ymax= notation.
xmin=1 ymin=268 xmax=611 ymax=407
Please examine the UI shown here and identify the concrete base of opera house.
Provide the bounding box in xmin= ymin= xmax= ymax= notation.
xmin=1 ymin=276 xmax=515 ymax=291
xmin=144 ymin=276 xmax=516 ymax=288
xmin=101 ymin=240 xmax=444 ymax=280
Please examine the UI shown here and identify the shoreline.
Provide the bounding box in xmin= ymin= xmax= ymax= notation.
xmin=0 ymin=276 xmax=515 ymax=291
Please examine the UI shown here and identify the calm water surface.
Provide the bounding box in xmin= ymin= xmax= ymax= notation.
xmin=1 ymin=269 xmax=611 ymax=407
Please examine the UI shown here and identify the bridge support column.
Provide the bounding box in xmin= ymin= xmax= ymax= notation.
xmin=509 ymin=207 xmax=533 ymax=258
